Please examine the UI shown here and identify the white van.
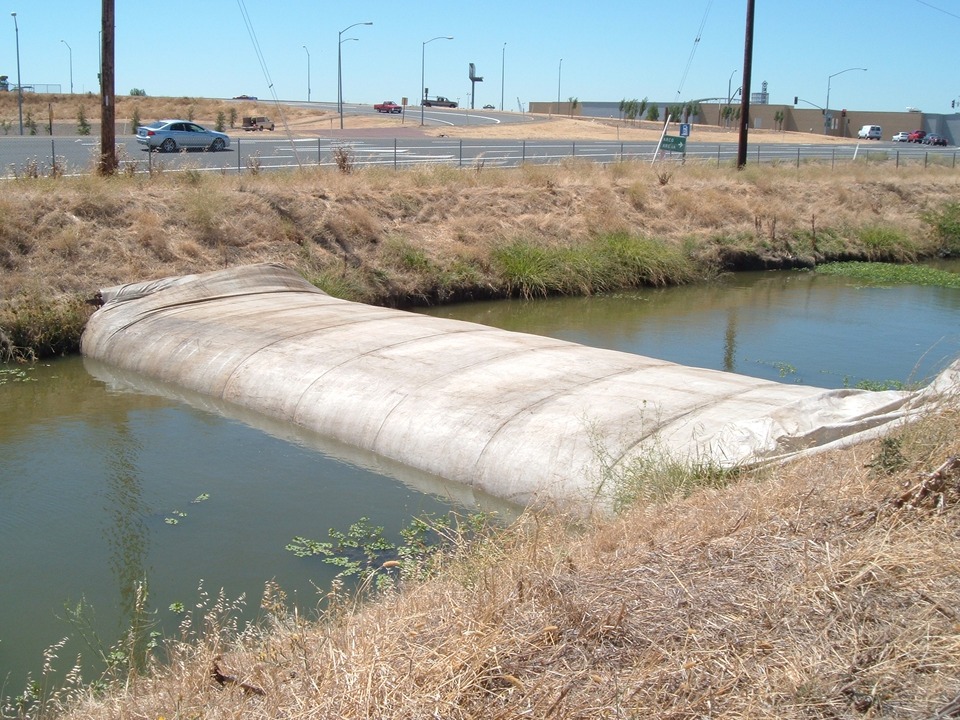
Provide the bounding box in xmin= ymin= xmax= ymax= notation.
xmin=858 ymin=125 xmax=882 ymax=140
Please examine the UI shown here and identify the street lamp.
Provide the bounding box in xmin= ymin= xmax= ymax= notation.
xmin=11 ymin=12 xmax=22 ymax=135
xmin=338 ymin=21 xmax=372 ymax=130
xmin=824 ymin=66 xmax=866 ymax=134
xmin=61 ymin=39 xmax=73 ymax=94
xmin=420 ymin=35 xmax=453 ymax=126
xmin=302 ymin=45 xmax=310 ymax=102
xmin=727 ymin=68 xmax=738 ymax=104
xmin=556 ymin=58 xmax=562 ymax=115
xmin=500 ymin=42 xmax=506 ymax=111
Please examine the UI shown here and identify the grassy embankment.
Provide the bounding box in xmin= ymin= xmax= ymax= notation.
xmin=3 ymin=157 xmax=960 ymax=361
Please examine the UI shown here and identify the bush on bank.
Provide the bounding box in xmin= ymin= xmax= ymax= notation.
xmin=1 ymin=161 xmax=957 ymax=361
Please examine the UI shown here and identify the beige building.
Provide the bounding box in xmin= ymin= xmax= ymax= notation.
xmin=529 ymin=100 xmax=959 ymax=144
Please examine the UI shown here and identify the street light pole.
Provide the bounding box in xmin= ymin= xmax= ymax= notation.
xmin=727 ymin=68 xmax=737 ymax=104
xmin=556 ymin=58 xmax=562 ymax=115
xmin=302 ymin=45 xmax=310 ymax=102
xmin=420 ymin=35 xmax=453 ymax=127
xmin=338 ymin=21 xmax=372 ymax=130
xmin=500 ymin=42 xmax=506 ymax=111
xmin=61 ymin=39 xmax=73 ymax=94
xmin=824 ymin=66 xmax=866 ymax=135
xmin=11 ymin=12 xmax=22 ymax=135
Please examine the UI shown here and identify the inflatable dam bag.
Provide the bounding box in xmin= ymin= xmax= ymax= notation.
xmin=80 ymin=264 xmax=959 ymax=511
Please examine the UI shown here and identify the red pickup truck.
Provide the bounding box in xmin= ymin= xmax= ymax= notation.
xmin=374 ymin=100 xmax=403 ymax=114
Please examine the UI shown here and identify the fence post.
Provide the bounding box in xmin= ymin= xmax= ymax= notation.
xmin=717 ymin=144 xmax=721 ymax=167
xmin=796 ymin=147 xmax=800 ymax=168
xmin=832 ymin=148 xmax=835 ymax=169
xmin=925 ymin=152 xmax=928 ymax=169
xmin=521 ymin=140 xmax=525 ymax=166
xmin=394 ymin=139 xmax=398 ymax=170
xmin=318 ymin=138 xmax=321 ymax=166
xmin=619 ymin=142 xmax=623 ymax=162
xmin=896 ymin=150 xmax=899 ymax=169
xmin=237 ymin=138 xmax=241 ymax=174
xmin=459 ymin=139 xmax=462 ymax=167
xmin=572 ymin=142 xmax=575 ymax=158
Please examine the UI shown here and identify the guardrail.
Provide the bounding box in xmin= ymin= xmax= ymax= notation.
xmin=0 ymin=136 xmax=957 ymax=179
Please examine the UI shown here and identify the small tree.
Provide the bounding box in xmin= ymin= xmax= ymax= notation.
xmin=187 ymin=105 xmax=195 ymax=121
xmin=25 ymin=111 xmax=38 ymax=136
xmin=774 ymin=109 xmax=785 ymax=132
xmin=215 ymin=111 xmax=226 ymax=132
xmin=646 ymin=105 xmax=660 ymax=122
xmin=129 ymin=88 xmax=147 ymax=96
xmin=130 ymin=105 xmax=141 ymax=133
xmin=76 ymin=105 xmax=91 ymax=135
xmin=567 ymin=97 xmax=579 ymax=117
xmin=228 ymin=107 xmax=238 ymax=129
xmin=0 ymin=75 xmax=8 ymax=92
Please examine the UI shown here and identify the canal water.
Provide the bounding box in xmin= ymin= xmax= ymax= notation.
xmin=1 ymin=267 xmax=958 ymax=695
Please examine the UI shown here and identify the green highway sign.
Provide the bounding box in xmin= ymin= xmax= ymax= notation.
xmin=661 ymin=135 xmax=687 ymax=153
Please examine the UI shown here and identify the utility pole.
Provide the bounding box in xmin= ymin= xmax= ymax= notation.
xmin=736 ymin=0 xmax=754 ymax=169
xmin=99 ymin=0 xmax=116 ymax=174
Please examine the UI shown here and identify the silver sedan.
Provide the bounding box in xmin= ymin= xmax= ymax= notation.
xmin=136 ymin=120 xmax=230 ymax=152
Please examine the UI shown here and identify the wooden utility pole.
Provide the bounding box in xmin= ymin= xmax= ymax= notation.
xmin=99 ymin=0 xmax=117 ymax=175
xmin=736 ymin=0 xmax=755 ymax=169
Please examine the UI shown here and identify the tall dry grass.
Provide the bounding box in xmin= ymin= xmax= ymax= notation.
xmin=25 ymin=401 xmax=957 ymax=720
xmin=2 ymin=159 xmax=958 ymax=359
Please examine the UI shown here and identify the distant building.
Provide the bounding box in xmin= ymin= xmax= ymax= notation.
xmin=528 ymin=99 xmax=960 ymax=145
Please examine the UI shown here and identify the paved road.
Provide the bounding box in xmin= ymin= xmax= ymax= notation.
xmin=0 ymin=127 xmax=954 ymax=178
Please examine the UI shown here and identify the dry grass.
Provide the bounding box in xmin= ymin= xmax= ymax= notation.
xmin=39 ymin=404 xmax=960 ymax=720
xmin=1 ymin=162 xmax=955 ymax=305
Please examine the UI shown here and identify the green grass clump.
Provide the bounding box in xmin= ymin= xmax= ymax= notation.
xmin=815 ymin=261 xmax=960 ymax=288
xmin=855 ymin=226 xmax=916 ymax=261
xmin=0 ymin=294 xmax=91 ymax=361
xmin=492 ymin=233 xmax=700 ymax=299
xmin=923 ymin=201 xmax=960 ymax=256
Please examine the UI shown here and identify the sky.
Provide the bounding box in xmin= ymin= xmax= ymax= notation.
xmin=2 ymin=1 xmax=959 ymax=115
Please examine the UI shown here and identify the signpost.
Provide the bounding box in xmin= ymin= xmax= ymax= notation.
xmin=661 ymin=135 xmax=687 ymax=153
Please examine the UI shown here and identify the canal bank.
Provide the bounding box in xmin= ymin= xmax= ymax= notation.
xmin=2 ymin=161 xmax=960 ymax=361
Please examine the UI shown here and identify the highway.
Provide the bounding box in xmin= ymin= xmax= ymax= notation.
xmin=0 ymin=103 xmax=955 ymax=177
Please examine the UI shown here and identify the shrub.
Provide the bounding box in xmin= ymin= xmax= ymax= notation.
xmin=923 ymin=201 xmax=960 ymax=256
xmin=76 ymin=105 xmax=91 ymax=135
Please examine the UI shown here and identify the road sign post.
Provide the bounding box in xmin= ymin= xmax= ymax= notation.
xmin=661 ymin=135 xmax=687 ymax=153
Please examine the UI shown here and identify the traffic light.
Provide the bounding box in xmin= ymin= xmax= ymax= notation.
xmin=953 ymin=99 xmax=956 ymax=109
xmin=841 ymin=109 xmax=846 ymax=117
xmin=793 ymin=96 xmax=798 ymax=105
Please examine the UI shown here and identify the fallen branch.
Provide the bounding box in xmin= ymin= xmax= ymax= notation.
xmin=211 ymin=657 xmax=266 ymax=696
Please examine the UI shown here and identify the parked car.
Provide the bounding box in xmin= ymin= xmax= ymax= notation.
xmin=233 ymin=94 xmax=258 ymax=101
xmin=857 ymin=124 xmax=882 ymax=140
xmin=136 ymin=120 xmax=230 ymax=152
xmin=241 ymin=115 xmax=274 ymax=131
xmin=923 ymin=133 xmax=948 ymax=146
xmin=908 ymin=130 xmax=927 ymax=143
xmin=891 ymin=131 xmax=910 ymax=142
xmin=482 ymin=104 xmax=495 ymax=109
xmin=374 ymin=100 xmax=403 ymax=114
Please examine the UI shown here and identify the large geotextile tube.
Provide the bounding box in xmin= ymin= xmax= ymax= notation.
xmin=82 ymin=263 xmax=960 ymax=513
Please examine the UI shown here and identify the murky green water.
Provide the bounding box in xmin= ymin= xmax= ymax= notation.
xmin=2 ymin=267 xmax=958 ymax=696
xmin=0 ymin=358 xmax=500 ymax=697
xmin=416 ymin=269 xmax=960 ymax=389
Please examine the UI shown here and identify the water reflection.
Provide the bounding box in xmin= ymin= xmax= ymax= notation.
xmin=1 ymin=357 xmax=509 ymax=696
xmin=417 ymin=270 xmax=960 ymax=388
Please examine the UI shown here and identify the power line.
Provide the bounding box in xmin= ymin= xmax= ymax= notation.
xmin=915 ymin=0 xmax=960 ymax=20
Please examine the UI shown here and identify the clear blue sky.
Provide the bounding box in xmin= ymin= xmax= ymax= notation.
xmin=3 ymin=1 xmax=958 ymax=114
